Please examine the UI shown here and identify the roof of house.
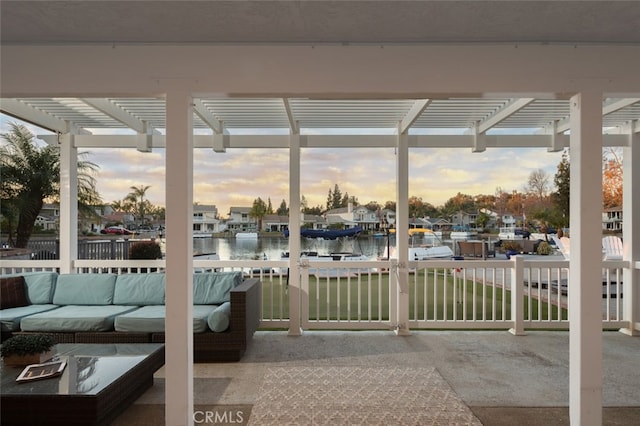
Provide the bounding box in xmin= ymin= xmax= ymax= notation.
xmin=229 ymin=207 xmax=251 ymax=214
xmin=193 ymin=204 xmax=218 ymax=212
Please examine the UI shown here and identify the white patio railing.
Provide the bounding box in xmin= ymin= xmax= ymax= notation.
xmin=1 ymin=256 xmax=631 ymax=332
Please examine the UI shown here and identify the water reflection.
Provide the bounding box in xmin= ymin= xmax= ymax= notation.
xmin=192 ymin=236 xmax=400 ymax=261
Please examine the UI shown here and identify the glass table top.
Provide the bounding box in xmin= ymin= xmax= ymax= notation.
xmin=1 ymin=343 xmax=164 ymax=396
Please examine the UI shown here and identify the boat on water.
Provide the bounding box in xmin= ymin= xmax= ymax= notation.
xmin=193 ymin=232 xmax=213 ymax=238
xmin=381 ymin=245 xmax=454 ymax=261
xmin=498 ymin=226 xmax=530 ymax=240
xmin=449 ymin=225 xmax=477 ymax=240
xmin=280 ymin=251 xmax=369 ymax=262
xmin=450 ymin=231 xmax=476 ymax=240
xmin=283 ymin=226 xmax=363 ymax=240
xmin=280 ymin=227 xmax=369 ymax=276
xmin=389 ymin=228 xmax=445 ymax=245
xmin=235 ymin=232 xmax=258 ymax=239
xmin=384 ymin=228 xmax=454 ymax=259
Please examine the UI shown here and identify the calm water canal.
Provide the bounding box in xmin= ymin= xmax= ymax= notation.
xmin=192 ymin=235 xmax=396 ymax=261
xmin=192 ymin=234 xmax=458 ymax=261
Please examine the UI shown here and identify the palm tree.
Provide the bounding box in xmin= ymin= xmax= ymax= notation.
xmin=0 ymin=123 xmax=101 ymax=247
xmin=110 ymin=200 xmax=126 ymax=213
xmin=126 ymin=185 xmax=151 ymax=226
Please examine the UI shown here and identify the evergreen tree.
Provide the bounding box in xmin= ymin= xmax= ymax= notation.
xmin=326 ymin=184 xmax=345 ymax=210
xmin=552 ymin=150 xmax=570 ymax=227
xmin=332 ymin=184 xmax=343 ymax=209
xmin=341 ymin=192 xmax=350 ymax=208
xmin=326 ymin=188 xmax=333 ymax=211
xmin=277 ymin=199 xmax=288 ymax=216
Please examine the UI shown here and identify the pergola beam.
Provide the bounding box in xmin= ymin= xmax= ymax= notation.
xmin=193 ymin=99 xmax=223 ymax=134
xmin=81 ymin=98 xmax=147 ymax=133
xmin=602 ymin=98 xmax=640 ymax=115
xmin=399 ymin=99 xmax=430 ymax=134
xmin=477 ymin=98 xmax=535 ymax=133
xmin=283 ymin=98 xmax=298 ymax=134
xmin=1 ymin=98 xmax=69 ymax=134
xmin=40 ymin=133 xmax=640 ymax=150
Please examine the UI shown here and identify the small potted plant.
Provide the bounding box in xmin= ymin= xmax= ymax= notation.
xmin=1 ymin=334 xmax=56 ymax=366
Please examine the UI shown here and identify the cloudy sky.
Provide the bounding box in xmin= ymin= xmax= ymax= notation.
xmin=1 ymin=115 xmax=563 ymax=217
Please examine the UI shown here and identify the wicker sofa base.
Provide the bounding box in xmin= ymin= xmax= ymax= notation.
xmin=9 ymin=278 xmax=262 ymax=363
xmin=151 ymin=332 xmax=244 ymax=362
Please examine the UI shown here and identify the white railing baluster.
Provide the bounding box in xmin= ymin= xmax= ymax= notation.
xmin=3 ymin=257 xmax=633 ymax=331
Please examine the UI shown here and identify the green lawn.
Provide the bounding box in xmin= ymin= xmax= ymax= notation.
xmin=260 ymin=269 xmax=568 ymax=323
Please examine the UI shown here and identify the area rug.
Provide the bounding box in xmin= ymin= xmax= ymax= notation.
xmin=248 ymin=366 xmax=482 ymax=425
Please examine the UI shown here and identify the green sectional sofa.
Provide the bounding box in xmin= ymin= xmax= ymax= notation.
xmin=0 ymin=271 xmax=261 ymax=362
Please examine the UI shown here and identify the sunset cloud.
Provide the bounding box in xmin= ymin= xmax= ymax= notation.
xmin=2 ymin=116 xmax=564 ymax=218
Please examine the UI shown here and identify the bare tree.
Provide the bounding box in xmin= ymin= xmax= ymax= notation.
xmin=526 ymin=169 xmax=550 ymax=200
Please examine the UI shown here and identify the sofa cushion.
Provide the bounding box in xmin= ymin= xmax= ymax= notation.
xmin=20 ymin=305 xmax=138 ymax=332
xmin=114 ymin=305 xmax=215 ymax=333
xmin=53 ymin=274 xmax=117 ymax=305
xmin=22 ymin=272 xmax=58 ymax=304
xmin=193 ymin=271 xmax=243 ymax=305
xmin=0 ymin=276 xmax=28 ymax=309
xmin=113 ymin=273 xmax=165 ymax=305
xmin=0 ymin=304 xmax=59 ymax=332
xmin=207 ymin=302 xmax=231 ymax=332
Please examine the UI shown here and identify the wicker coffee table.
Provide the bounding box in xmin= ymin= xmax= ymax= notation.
xmin=1 ymin=343 xmax=164 ymax=426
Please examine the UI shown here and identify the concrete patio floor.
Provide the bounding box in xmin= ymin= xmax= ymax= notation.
xmin=113 ymin=330 xmax=640 ymax=425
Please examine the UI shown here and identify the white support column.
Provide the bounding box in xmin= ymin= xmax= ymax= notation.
xmin=620 ymin=127 xmax=639 ymax=336
xmin=569 ymin=92 xmax=603 ymax=426
xmin=395 ymin=129 xmax=410 ymax=335
xmin=164 ymin=91 xmax=194 ymax=426
xmin=509 ymin=255 xmax=526 ymax=335
xmin=288 ymin=131 xmax=303 ymax=336
xmin=58 ymin=133 xmax=77 ymax=274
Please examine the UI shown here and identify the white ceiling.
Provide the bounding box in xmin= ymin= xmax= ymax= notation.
xmin=1 ymin=1 xmax=639 ymax=136
xmin=2 ymin=1 xmax=640 ymax=45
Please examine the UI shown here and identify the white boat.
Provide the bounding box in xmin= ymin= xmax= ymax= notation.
xmin=384 ymin=229 xmax=454 ymax=260
xmin=498 ymin=226 xmax=530 ymax=240
xmin=280 ymin=251 xmax=369 ymax=262
xmin=382 ymin=245 xmax=454 ymax=260
xmin=193 ymin=232 xmax=213 ymax=238
xmin=235 ymin=232 xmax=258 ymax=239
xmin=450 ymin=231 xmax=475 ymax=240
